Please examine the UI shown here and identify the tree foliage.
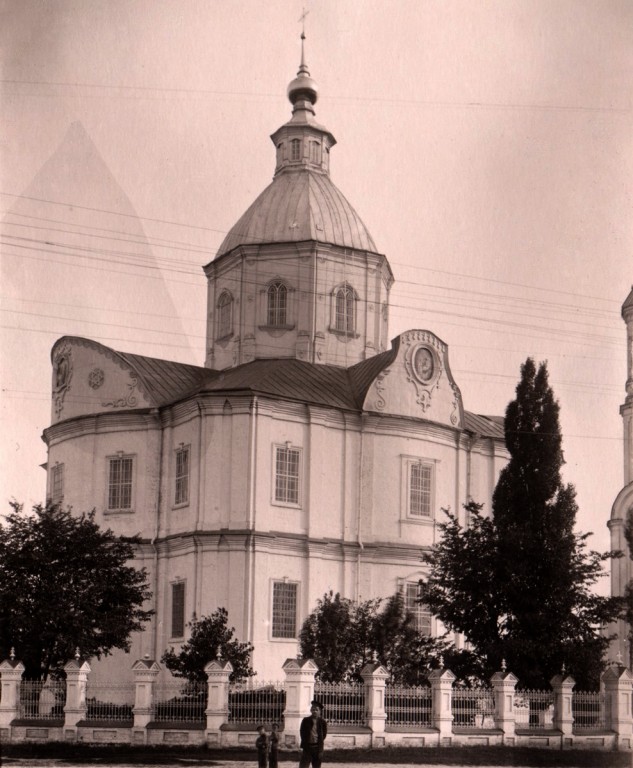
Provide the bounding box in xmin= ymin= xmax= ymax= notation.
xmin=422 ymin=359 xmax=623 ymax=689
xmin=161 ymin=608 xmax=255 ymax=683
xmin=0 ymin=501 xmax=153 ymax=681
xmin=299 ymin=590 xmax=444 ymax=683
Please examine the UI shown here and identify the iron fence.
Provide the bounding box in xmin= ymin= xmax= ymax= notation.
xmin=313 ymin=681 xmax=365 ymax=726
xmin=514 ymin=689 xmax=554 ymax=729
xmin=85 ymin=681 xmax=135 ymax=721
xmin=385 ymin=683 xmax=432 ymax=728
xmin=152 ymin=681 xmax=207 ymax=722
xmin=19 ymin=679 xmax=66 ymax=720
xmin=227 ymin=681 xmax=285 ymax=726
xmin=573 ymin=690 xmax=605 ymax=732
xmin=451 ymin=686 xmax=495 ymax=729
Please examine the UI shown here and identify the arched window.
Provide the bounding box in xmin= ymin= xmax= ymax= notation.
xmin=335 ymin=285 xmax=356 ymax=334
xmin=290 ymin=139 xmax=301 ymax=162
xmin=217 ymin=290 xmax=233 ymax=338
xmin=310 ymin=140 xmax=322 ymax=165
xmin=267 ymin=281 xmax=288 ymax=326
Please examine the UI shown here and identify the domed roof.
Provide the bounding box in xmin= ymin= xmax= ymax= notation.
xmin=216 ymin=169 xmax=378 ymax=257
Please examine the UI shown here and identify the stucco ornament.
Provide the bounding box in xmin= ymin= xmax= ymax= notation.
xmin=101 ymin=373 xmax=139 ymax=408
xmin=53 ymin=343 xmax=73 ymax=416
xmin=88 ymin=368 xmax=105 ymax=390
xmin=403 ymin=332 xmax=444 ymax=412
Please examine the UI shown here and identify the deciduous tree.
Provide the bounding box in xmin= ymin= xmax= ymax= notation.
xmin=0 ymin=501 xmax=153 ymax=681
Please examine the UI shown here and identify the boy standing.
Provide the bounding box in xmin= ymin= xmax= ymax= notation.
xmin=269 ymin=722 xmax=280 ymax=768
xmin=255 ymin=724 xmax=269 ymax=768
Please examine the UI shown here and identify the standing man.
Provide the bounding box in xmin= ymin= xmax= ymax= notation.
xmin=299 ymin=700 xmax=328 ymax=768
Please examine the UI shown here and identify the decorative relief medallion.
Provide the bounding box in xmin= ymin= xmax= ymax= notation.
xmin=53 ymin=343 xmax=73 ymax=416
xmin=403 ymin=334 xmax=444 ymax=413
xmin=101 ymin=374 xmax=139 ymax=409
xmin=88 ymin=368 xmax=104 ymax=390
xmin=374 ymin=370 xmax=390 ymax=411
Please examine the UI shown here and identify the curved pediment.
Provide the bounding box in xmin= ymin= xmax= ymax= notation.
xmin=361 ymin=330 xmax=464 ymax=428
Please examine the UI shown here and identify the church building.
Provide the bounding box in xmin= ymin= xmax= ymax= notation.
xmin=44 ymin=41 xmax=509 ymax=681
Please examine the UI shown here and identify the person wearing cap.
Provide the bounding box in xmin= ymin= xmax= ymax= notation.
xmin=299 ymin=700 xmax=327 ymax=768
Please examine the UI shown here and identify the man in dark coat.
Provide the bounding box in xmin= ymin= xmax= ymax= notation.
xmin=299 ymin=700 xmax=327 ymax=768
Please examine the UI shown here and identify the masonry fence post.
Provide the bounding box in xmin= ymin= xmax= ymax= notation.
xmin=490 ymin=668 xmax=518 ymax=744
xmin=63 ymin=659 xmax=90 ymax=735
xmin=282 ymin=658 xmax=318 ymax=748
xmin=360 ymin=662 xmax=389 ymax=742
xmin=602 ymin=664 xmax=633 ymax=750
xmin=550 ymin=673 xmax=575 ymax=745
xmin=131 ymin=658 xmax=161 ymax=738
xmin=0 ymin=656 xmax=25 ymax=731
xmin=204 ymin=659 xmax=233 ymax=742
xmin=428 ymin=668 xmax=456 ymax=744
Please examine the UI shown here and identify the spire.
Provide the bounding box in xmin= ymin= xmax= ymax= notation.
xmin=287 ymin=28 xmax=318 ymax=113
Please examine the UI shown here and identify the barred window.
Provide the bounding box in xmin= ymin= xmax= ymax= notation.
xmin=409 ymin=462 xmax=432 ymax=517
xmin=50 ymin=463 xmax=64 ymax=504
xmin=274 ymin=445 xmax=300 ymax=505
xmin=171 ymin=582 xmax=185 ymax=638
xmin=267 ymin=281 xmax=288 ymax=326
xmin=405 ymin=582 xmax=432 ymax=636
xmin=290 ymin=138 xmax=301 ymax=161
xmin=272 ymin=581 xmax=298 ymax=638
xmin=107 ymin=455 xmax=134 ymax=511
xmin=335 ymin=285 xmax=355 ymax=334
xmin=175 ymin=446 xmax=190 ymax=506
xmin=217 ymin=291 xmax=233 ymax=338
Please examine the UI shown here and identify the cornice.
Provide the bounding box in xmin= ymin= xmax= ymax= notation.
xmin=43 ymin=409 xmax=159 ymax=446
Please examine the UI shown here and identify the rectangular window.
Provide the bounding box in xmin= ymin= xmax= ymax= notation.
xmin=290 ymin=138 xmax=301 ymax=161
xmin=274 ymin=445 xmax=301 ymax=505
xmin=171 ymin=582 xmax=186 ymax=638
xmin=409 ymin=462 xmax=432 ymax=517
xmin=405 ymin=582 xmax=432 ymax=636
xmin=175 ymin=446 xmax=190 ymax=506
xmin=272 ymin=581 xmax=298 ymax=638
xmin=107 ymin=455 xmax=134 ymax=511
xmin=50 ymin=463 xmax=64 ymax=504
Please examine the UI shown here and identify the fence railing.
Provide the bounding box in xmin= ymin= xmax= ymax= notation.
xmin=451 ymin=686 xmax=495 ymax=730
xmin=228 ymin=681 xmax=285 ymax=726
xmin=573 ymin=690 xmax=606 ymax=731
xmin=18 ymin=679 xmax=66 ymax=720
xmin=314 ymin=681 xmax=365 ymax=725
xmin=385 ymin=683 xmax=432 ymax=728
xmin=85 ymin=681 xmax=135 ymax=722
xmin=152 ymin=681 xmax=207 ymax=722
xmin=514 ymin=689 xmax=554 ymax=730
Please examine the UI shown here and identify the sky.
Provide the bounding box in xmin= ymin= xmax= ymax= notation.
xmin=1 ymin=0 xmax=632 ymax=582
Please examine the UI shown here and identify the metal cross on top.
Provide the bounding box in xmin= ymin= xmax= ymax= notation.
xmin=299 ymin=7 xmax=310 ymax=35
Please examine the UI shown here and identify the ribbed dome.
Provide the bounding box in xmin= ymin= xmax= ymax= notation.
xmin=216 ymin=169 xmax=378 ymax=257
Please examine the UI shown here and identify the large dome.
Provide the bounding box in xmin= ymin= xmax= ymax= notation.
xmin=216 ymin=169 xmax=377 ymax=258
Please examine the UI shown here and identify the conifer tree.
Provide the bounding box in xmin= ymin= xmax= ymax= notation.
xmin=423 ymin=359 xmax=623 ymax=689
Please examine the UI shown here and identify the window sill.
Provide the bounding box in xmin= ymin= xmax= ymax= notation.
xmin=272 ymin=500 xmax=302 ymax=510
xmin=172 ymin=501 xmax=190 ymax=511
xmin=328 ymin=327 xmax=360 ymax=339
xmin=216 ymin=332 xmax=234 ymax=342
xmin=105 ymin=508 xmax=135 ymax=515
xmin=402 ymin=515 xmax=434 ymax=525
xmin=258 ymin=324 xmax=295 ymax=332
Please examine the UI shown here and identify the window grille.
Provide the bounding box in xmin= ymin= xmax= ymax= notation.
xmin=217 ymin=291 xmax=233 ymax=338
xmin=108 ymin=456 xmax=133 ymax=510
xmin=51 ymin=463 xmax=64 ymax=504
xmin=335 ymin=285 xmax=355 ymax=333
xmin=275 ymin=445 xmax=300 ymax=504
xmin=410 ymin=462 xmax=432 ymax=517
xmin=290 ymin=138 xmax=301 ymax=161
xmin=267 ymin=281 xmax=288 ymax=326
xmin=272 ymin=581 xmax=297 ymax=638
xmin=405 ymin=582 xmax=432 ymax=635
xmin=171 ymin=582 xmax=185 ymax=638
xmin=175 ymin=446 xmax=190 ymax=505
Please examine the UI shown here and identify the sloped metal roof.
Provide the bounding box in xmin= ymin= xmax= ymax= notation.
xmin=463 ymin=412 xmax=505 ymax=439
xmin=216 ymin=169 xmax=378 ymax=257
xmin=622 ymin=286 xmax=633 ymax=315
xmin=116 ymin=351 xmax=213 ymax=406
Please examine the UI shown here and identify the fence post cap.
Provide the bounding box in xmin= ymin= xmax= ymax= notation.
xmin=549 ymin=673 xmax=575 ymax=687
xmin=131 ymin=658 xmax=161 ymax=672
xmin=282 ymin=657 xmax=318 ymax=672
xmin=602 ymin=664 xmax=633 ymax=683
xmin=360 ymin=662 xmax=389 ymax=679
xmin=204 ymin=659 xmax=233 ymax=673
xmin=490 ymin=670 xmax=518 ymax=684
xmin=0 ymin=658 xmax=25 ymax=671
xmin=64 ymin=659 xmax=91 ymax=672
xmin=428 ymin=668 xmax=456 ymax=682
